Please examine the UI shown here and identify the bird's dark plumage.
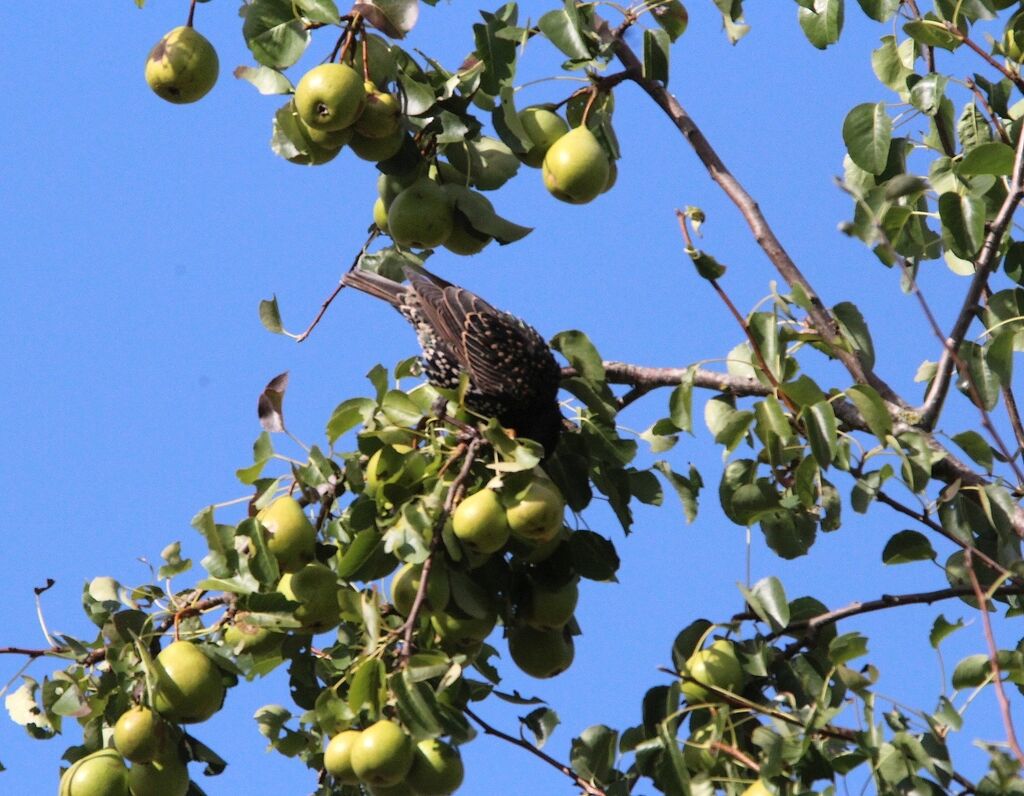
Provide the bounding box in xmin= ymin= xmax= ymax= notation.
xmin=343 ymin=267 xmax=563 ymax=455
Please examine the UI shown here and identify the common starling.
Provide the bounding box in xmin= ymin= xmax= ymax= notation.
xmin=342 ymin=266 xmax=564 ymax=455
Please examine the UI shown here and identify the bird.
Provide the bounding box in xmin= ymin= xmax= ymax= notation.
xmin=342 ymin=266 xmax=564 ymax=456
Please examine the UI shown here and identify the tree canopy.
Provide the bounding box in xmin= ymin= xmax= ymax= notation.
xmin=5 ymin=1 xmax=1024 ymax=794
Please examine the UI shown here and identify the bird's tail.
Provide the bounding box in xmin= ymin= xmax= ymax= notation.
xmin=341 ymin=267 xmax=407 ymax=307
xmin=342 ymin=265 xmax=453 ymax=307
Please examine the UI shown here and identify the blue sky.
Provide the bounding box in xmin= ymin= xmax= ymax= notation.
xmin=0 ymin=1 xmax=1015 ymax=794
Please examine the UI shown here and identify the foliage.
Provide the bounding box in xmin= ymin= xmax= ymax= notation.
xmin=8 ymin=0 xmax=1024 ymax=794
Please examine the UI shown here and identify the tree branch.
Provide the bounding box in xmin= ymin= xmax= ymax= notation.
xmin=599 ymin=21 xmax=905 ymax=410
xmin=919 ymin=126 xmax=1024 ymax=428
xmin=399 ymin=437 xmax=483 ymax=663
xmin=966 ymin=549 xmax=1024 ymax=770
xmin=463 ymin=706 xmax=608 ymax=796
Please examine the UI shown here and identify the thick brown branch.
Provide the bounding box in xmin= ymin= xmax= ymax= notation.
xmin=463 ymin=706 xmax=608 ymax=796
xmin=561 ymin=362 xmax=769 ymax=397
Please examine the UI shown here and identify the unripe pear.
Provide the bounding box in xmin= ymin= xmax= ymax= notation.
xmin=452 ymin=489 xmax=511 ymax=554
xmin=152 ymin=640 xmax=225 ymax=724
xmin=324 ymin=729 xmax=362 ymax=784
xmin=257 ymin=495 xmax=316 ymax=573
xmin=521 ymin=576 xmax=578 ymax=630
xmin=518 ymin=106 xmax=570 ymax=168
xmin=507 ymin=625 xmax=575 ymax=679
xmin=113 ymin=706 xmax=170 ymax=763
xmin=294 ymin=63 xmax=365 ymax=131
xmin=388 ymin=179 xmax=454 ymax=249
xmin=406 ymin=738 xmax=465 ymax=795
xmin=59 ymin=749 xmax=129 ymax=796
xmin=505 ymin=479 xmax=564 ymax=544
xmin=680 ymin=639 xmax=744 ymax=702
xmin=145 ymin=26 xmax=219 ymax=104
xmin=355 ymin=82 xmax=402 ymax=138
xmin=127 ymin=753 xmax=190 ymax=796
xmin=349 ymin=128 xmax=406 ymax=162
xmin=390 ymin=562 xmax=450 ymax=615
xmin=350 ymin=720 xmax=414 ymax=787
xmin=542 ymin=126 xmax=611 ymax=205
xmin=373 ymin=197 xmax=390 ymax=233
xmin=279 ymin=562 xmax=341 ymax=633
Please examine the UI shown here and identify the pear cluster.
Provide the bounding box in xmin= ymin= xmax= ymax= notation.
xmin=324 ymin=721 xmax=464 ymax=795
xmin=60 ymin=639 xmax=225 ymax=796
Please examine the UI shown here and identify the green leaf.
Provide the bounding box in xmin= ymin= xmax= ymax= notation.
xmin=805 ymin=401 xmax=838 ymax=468
xmin=570 ymin=724 xmax=618 ymax=785
xmin=652 ymin=0 xmax=689 ymax=41
xmin=668 ymin=369 xmax=695 ymax=432
xmin=654 ymin=462 xmax=701 ymax=523
xmin=846 ymin=384 xmax=892 ymax=442
xmin=908 ymin=73 xmax=948 ymax=117
xmin=294 ymin=0 xmax=340 ymax=24
xmin=956 ymin=340 xmax=999 ymax=410
xmin=929 ymin=614 xmax=964 ymax=649
xmin=242 ymin=0 xmax=310 ymax=69
xmin=538 ymin=1 xmax=593 ymax=61
xmin=938 ymin=192 xmax=985 ymax=260
xmin=521 ymin=707 xmax=559 ymax=749
xmin=781 ymin=375 xmax=827 ymax=407
xmin=985 ymin=330 xmax=1014 ymax=391
xmin=882 ymin=530 xmax=937 ymax=563
xmin=959 ymin=141 xmax=1015 ymax=176
xmin=798 ymin=0 xmax=844 ymax=49
xmin=354 ymin=0 xmax=420 ymax=39
xmin=829 ymin=632 xmax=869 ymax=664
xmin=760 ymin=508 xmax=817 ymax=558
xmin=326 ymin=397 xmax=376 ymax=443
xmin=569 ymin=531 xmax=620 ymax=581
xmin=871 ymin=35 xmax=914 ymax=95
xmin=259 ymin=295 xmax=284 ymax=334
xmin=834 ymin=301 xmax=876 ymax=369
xmin=347 ymin=657 xmax=386 ymax=715
xmin=951 ymin=429 xmax=994 ymax=473
xmin=473 ymin=11 xmax=517 ymax=95
xmin=857 ymin=0 xmax=900 ymax=23
xmin=551 ymin=330 xmax=604 ymax=381
xmin=740 ymin=576 xmax=790 ymax=629
xmin=689 ymin=250 xmax=727 ymax=280
xmin=843 ymin=102 xmax=892 ymax=174
xmin=958 ymin=103 xmax=992 ymax=153
xmin=192 ymin=507 xmax=238 ymax=579
xmin=643 ymin=28 xmax=671 ymax=84
xmin=903 ymin=17 xmax=960 ymax=51
xmin=234 ymin=65 xmax=294 ymax=95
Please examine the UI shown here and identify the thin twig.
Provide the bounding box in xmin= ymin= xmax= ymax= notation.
xmin=463 ymin=706 xmax=608 ymax=796
xmin=965 ymin=549 xmax=1024 ymax=768
xmin=0 ymin=595 xmax=232 ymax=666
xmin=750 ymin=584 xmax=1024 ymax=643
xmin=295 ymin=230 xmax=379 ymax=343
xmin=946 ymin=22 xmax=1024 ymax=93
xmin=709 ymin=741 xmax=760 ymax=773
xmin=399 ymin=437 xmax=483 ymax=663
xmin=872 ymin=487 xmax=1015 ymax=582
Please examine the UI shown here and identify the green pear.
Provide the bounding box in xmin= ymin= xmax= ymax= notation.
xmin=350 ymin=720 xmax=414 ymax=787
xmin=152 ymin=640 xmax=225 ymax=724
xmin=324 ymin=729 xmax=362 ymax=784
xmin=257 ymin=495 xmax=316 ymax=574
xmin=388 ymin=179 xmax=454 ymax=249
xmin=145 ymin=26 xmax=219 ymax=104
xmin=390 ymin=562 xmax=450 ymax=616
xmin=521 ymin=576 xmax=578 ymax=630
xmin=542 ymin=126 xmax=611 ymax=204
xmin=507 ymin=625 xmax=575 ymax=679
xmin=452 ymin=489 xmax=511 ymax=554
xmin=680 ymin=639 xmax=745 ymax=702
xmin=355 ymin=82 xmax=402 ymax=138
xmin=505 ymin=478 xmax=564 ymax=544
xmin=294 ymin=63 xmax=365 ymax=131
xmin=59 ymin=749 xmax=129 ymax=796
xmin=113 ymin=706 xmax=171 ymax=764
xmin=518 ymin=106 xmax=569 ymax=168
xmin=279 ymin=562 xmax=341 ymax=633
xmin=406 ymin=738 xmax=465 ymax=795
